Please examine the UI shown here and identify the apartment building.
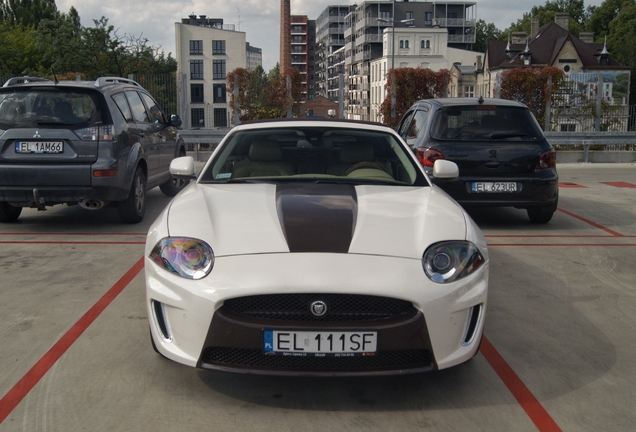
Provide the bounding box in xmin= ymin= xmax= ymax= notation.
xmin=175 ymin=15 xmax=250 ymax=128
xmin=343 ymin=1 xmax=476 ymax=121
xmin=290 ymin=16 xmax=317 ymax=102
xmin=246 ymin=43 xmax=263 ymax=71
xmin=315 ymin=5 xmax=356 ymax=102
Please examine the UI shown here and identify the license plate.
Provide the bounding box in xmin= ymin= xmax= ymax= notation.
xmin=263 ymin=330 xmax=377 ymax=356
xmin=471 ymin=182 xmax=518 ymax=193
xmin=15 ymin=141 xmax=64 ymax=154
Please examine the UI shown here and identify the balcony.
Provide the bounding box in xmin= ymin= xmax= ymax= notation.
xmin=433 ymin=18 xmax=476 ymax=27
xmin=355 ymin=33 xmax=382 ymax=47
xmin=447 ymin=34 xmax=476 ymax=43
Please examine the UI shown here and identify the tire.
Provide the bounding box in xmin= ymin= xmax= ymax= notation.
xmin=0 ymin=202 xmax=22 ymax=223
xmin=159 ymin=148 xmax=188 ymax=197
xmin=159 ymin=175 xmax=188 ymax=197
xmin=527 ymin=201 xmax=557 ymax=223
xmin=118 ymin=168 xmax=146 ymax=224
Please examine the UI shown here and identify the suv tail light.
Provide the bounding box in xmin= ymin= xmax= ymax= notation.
xmin=75 ymin=125 xmax=114 ymax=141
xmin=417 ymin=148 xmax=445 ymax=167
xmin=536 ymin=149 xmax=556 ymax=169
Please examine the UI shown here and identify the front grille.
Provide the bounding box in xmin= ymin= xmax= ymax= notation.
xmin=201 ymin=347 xmax=431 ymax=372
xmin=222 ymin=294 xmax=413 ymax=322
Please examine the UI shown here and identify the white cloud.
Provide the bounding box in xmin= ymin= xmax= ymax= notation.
xmin=56 ymin=0 xmax=604 ymax=72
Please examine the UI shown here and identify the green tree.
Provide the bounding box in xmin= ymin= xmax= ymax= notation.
xmin=0 ymin=0 xmax=58 ymax=26
xmin=472 ymin=19 xmax=503 ymax=53
xmin=227 ymin=66 xmax=301 ymax=121
xmin=585 ymin=0 xmax=634 ymax=42
xmin=380 ymin=68 xmax=450 ymax=128
xmin=507 ymin=0 xmax=588 ymax=36
xmin=500 ymin=67 xmax=565 ymax=127
xmin=0 ymin=22 xmax=41 ymax=75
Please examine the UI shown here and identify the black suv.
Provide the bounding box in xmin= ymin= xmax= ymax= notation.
xmin=0 ymin=76 xmax=187 ymax=223
xmin=397 ymin=97 xmax=559 ymax=223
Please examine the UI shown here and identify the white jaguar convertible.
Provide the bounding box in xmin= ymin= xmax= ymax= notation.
xmin=145 ymin=119 xmax=488 ymax=375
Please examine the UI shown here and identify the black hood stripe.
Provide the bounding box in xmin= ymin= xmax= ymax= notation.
xmin=276 ymin=183 xmax=357 ymax=253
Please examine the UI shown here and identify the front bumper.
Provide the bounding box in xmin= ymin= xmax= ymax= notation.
xmin=145 ymin=252 xmax=488 ymax=375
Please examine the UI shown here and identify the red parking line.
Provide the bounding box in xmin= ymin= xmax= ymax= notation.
xmin=558 ymin=182 xmax=587 ymax=188
xmin=601 ymin=182 xmax=636 ymax=188
xmin=481 ymin=336 xmax=562 ymax=432
xmin=0 ymin=257 xmax=144 ymax=424
xmin=557 ymin=208 xmax=624 ymax=237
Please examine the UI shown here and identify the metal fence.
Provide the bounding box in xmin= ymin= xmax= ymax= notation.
xmin=547 ymin=72 xmax=635 ymax=134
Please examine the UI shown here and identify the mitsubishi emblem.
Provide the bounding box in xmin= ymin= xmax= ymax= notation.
xmin=33 ymin=131 xmax=41 ymax=138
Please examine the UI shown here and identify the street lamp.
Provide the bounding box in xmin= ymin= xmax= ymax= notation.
xmin=376 ymin=1 xmax=413 ymax=120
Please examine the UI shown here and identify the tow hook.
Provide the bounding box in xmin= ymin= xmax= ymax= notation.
xmin=32 ymin=188 xmax=46 ymax=211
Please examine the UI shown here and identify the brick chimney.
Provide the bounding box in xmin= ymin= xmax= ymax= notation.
xmin=531 ymin=18 xmax=540 ymax=39
xmin=579 ymin=32 xmax=594 ymax=43
xmin=280 ymin=0 xmax=291 ymax=75
xmin=555 ymin=12 xmax=569 ymax=31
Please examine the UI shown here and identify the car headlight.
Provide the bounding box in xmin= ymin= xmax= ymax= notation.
xmin=149 ymin=237 xmax=214 ymax=280
xmin=423 ymin=241 xmax=485 ymax=284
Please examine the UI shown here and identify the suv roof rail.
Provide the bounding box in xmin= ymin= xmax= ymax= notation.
xmin=3 ymin=77 xmax=54 ymax=87
xmin=95 ymin=77 xmax=142 ymax=88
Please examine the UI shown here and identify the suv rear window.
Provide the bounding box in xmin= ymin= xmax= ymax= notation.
xmin=0 ymin=88 xmax=104 ymax=129
xmin=430 ymin=106 xmax=543 ymax=141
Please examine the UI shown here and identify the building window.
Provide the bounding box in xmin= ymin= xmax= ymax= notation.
xmin=214 ymin=108 xmax=227 ymax=127
xmin=213 ymin=84 xmax=226 ymax=103
xmin=421 ymin=40 xmax=425 ymax=49
xmin=190 ymin=60 xmax=203 ymax=80
xmin=190 ymin=40 xmax=203 ymax=55
xmin=191 ymin=108 xmax=205 ymax=128
xmin=213 ymin=60 xmax=226 ymax=79
xmin=191 ymin=84 xmax=204 ymax=103
xmin=405 ymin=40 xmax=409 ymax=49
xmin=465 ymin=86 xmax=475 ymax=97
xmin=426 ymin=40 xmax=430 ymax=49
xmin=425 ymin=12 xmax=432 ymax=25
xmin=405 ymin=11 xmax=414 ymax=21
xmin=399 ymin=40 xmax=404 ymax=49
xmin=560 ymin=124 xmax=576 ymax=132
xmin=212 ymin=40 xmax=226 ymax=55
xmin=292 ymin=36 xmax=303 ymax=43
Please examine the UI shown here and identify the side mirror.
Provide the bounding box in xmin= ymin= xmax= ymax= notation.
xmin=170 ymin=156 xmax=196 ymax=179
xmin=432 ymin=159 xmax=459 ymax=180
xmin=169 ymin=114 xmax=182 ymax=128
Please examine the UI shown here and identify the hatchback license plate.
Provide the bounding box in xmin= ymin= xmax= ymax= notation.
xmin=471 ymin=182 xmax=518 ymax=193
xmin=263 ymin=330 xmax=377 ymax=356
xmin=15 ymin=141 xmax=64 ymax=154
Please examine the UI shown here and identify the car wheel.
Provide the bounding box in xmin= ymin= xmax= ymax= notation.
xmin=118 ymin=168 xmax=146 ymax=224
xmin=159 ymin=175 xmax=188 ymax=197
xmin=159 ymin=149 xmax=189 ymax=197
xmin=527 ymin=203 xmax=556 ymax=223
xmin=0 ymin=202 xmax=22 ymax=223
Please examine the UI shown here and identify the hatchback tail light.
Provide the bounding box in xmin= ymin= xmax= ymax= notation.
xmin=536 ymin=149 xmax=556 ymax=169
xmin=417 ymin=148 xmax=445 ymax=167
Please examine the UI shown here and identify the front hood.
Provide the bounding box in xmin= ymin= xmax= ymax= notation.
xmin=166 ymin=182 xmax=468 ymax=259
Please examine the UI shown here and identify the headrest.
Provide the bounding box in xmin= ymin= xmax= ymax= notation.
xmin=339 ymin=143 xmax=374 ymax=163
xmin=249 ymin=140 xmax=282 ymax=161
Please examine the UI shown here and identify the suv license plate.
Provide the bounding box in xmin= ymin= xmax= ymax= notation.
xmin=15 ymin=141 xmax=64 ymax=154
xmin=263 ymin=330 xmax=377 ymax=356
xmin=471 ymin=182 xmax=518 ymax=193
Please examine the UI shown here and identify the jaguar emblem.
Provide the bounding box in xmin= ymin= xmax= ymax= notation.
xmin=309 ymin=300 xmax=327 ymax=317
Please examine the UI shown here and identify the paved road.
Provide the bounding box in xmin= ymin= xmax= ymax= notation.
xmin=1 ymin=163 xmax=635 ymax=431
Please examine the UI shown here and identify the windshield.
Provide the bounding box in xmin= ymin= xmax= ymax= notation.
xmin=0 ymin=88 xmax=104 ymax=129
xmin=199 ymin=126 xmax=428 ymax=186
xmin=429 ymin=106 xmax=544 ymax=141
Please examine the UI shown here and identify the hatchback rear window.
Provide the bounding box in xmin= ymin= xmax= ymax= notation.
xmin=430 ymin=106 xmax=543 ymax=141
xmin=0 ymin=88 xmax=104 ymax=129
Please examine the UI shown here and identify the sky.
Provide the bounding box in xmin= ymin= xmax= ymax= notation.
xmin=56 ymin=0 xmax=606 ymax=71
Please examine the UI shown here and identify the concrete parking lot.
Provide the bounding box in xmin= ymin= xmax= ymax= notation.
xmin=1 ymin=163 xmax=635 ymax=431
